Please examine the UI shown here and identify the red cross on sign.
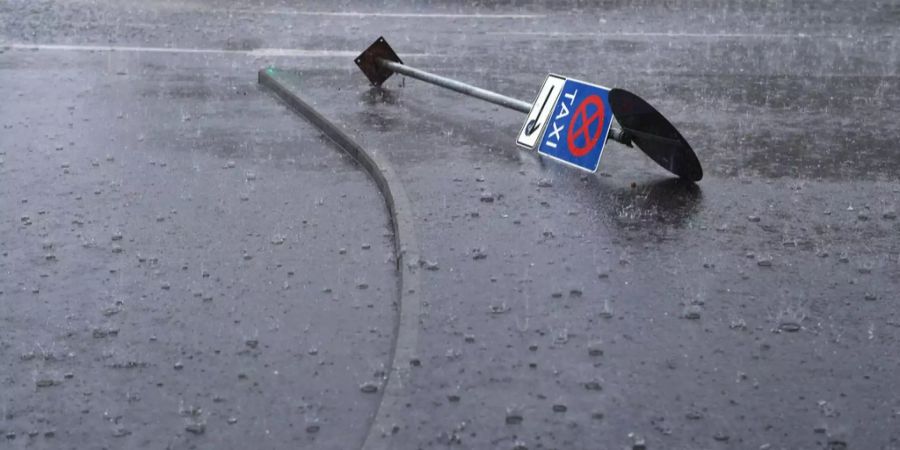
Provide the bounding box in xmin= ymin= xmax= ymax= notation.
xmin=567 ymin=95 xmax=606 ymax=157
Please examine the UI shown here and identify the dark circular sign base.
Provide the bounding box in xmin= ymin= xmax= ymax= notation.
xmin=608 ymin=88 xmax=703 ymax=182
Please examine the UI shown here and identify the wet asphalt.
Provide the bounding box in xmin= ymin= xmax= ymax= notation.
xmin=2 ymin=1 xmax=900 ymax=449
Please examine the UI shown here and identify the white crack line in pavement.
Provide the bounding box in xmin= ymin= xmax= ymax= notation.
xmin=236 ymin=9 xmax=542 ymax=19
xmin=258 ymin=69 xmax=423 ymax=450
xmin=488 ymin=30 xmax=891 ymax=39
xmin=14 ymin=0 xmax=542 ymax=20
xmin=2 ymin=43 xmax=440 ymax=58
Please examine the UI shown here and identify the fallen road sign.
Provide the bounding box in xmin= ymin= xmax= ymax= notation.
xmin=353 ymin=36 xmax=703 ymax=182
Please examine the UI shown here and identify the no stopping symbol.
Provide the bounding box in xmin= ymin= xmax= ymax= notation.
xmin=537 ymin=78 xmax=612 ymax=173
xmin=567 ymin=95 xmax=606 ymax=157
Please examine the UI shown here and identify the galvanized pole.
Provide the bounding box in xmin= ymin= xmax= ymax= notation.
xmin=377 ymin=59 xmax=532 ymax=114
xmin=374 ymin=58 xmax=632 ymax=146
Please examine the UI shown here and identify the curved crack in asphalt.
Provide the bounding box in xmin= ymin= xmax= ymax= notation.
xmin=258 ymin=68 xmax=421 ymax=450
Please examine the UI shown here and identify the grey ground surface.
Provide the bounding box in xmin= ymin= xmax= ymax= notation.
xmin=2 ymin=0 xmax=899 ymax=449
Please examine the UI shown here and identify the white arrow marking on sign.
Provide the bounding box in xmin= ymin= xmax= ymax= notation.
xmin=517 ymin=74 xmax=566 ymax=150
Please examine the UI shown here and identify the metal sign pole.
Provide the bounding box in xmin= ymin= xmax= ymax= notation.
xmin=377 ymin=59 xmax=533 ymax=114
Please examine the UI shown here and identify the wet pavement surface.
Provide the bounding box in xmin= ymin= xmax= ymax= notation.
xmin=1 ymin=36 xmax=397 ymax=450
xmin=2 ymin=1 xmax=900 ymax=449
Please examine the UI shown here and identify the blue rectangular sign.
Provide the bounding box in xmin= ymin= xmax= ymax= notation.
xmin=537 ymin=78 xmax=613 ymax=173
